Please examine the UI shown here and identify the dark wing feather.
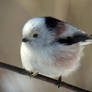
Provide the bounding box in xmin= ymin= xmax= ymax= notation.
xmin=56 ymin=33 xmax=92 ymax=45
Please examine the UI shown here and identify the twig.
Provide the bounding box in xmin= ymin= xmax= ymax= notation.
xmin=0 ymin=62 xmax=91 ymax=92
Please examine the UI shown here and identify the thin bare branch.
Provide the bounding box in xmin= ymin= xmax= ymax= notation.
xmin=0 ymin=62 xmax=91 ymax=92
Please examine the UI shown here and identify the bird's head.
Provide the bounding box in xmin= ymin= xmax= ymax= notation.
xmin=22 ymin=17 xmax=64 ymax=47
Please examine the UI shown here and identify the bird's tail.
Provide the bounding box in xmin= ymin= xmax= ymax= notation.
xmin=80 ymin=34 xmax=92 ymax=45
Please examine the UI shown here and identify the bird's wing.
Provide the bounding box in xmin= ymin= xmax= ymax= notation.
xmin=56 ymin=33 xmax=92 ymax=45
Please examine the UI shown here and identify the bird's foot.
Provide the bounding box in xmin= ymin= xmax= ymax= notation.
xmin=57 ymin=76 xmax=62 ymax=88
xmin=32 ymin=72 xmax=39 ymax=77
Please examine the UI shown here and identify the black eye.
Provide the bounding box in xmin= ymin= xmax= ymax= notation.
xmin=33 ymin=33 xmax=38 ymax=38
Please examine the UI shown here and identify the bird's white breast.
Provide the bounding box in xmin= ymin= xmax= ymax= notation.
xmin=21 ymin=42 xmax=84 ymax=78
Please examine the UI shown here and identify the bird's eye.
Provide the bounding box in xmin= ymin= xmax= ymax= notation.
xmin=33 ymin=33 xmax=38 ymax=38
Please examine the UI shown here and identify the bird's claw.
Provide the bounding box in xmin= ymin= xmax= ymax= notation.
xmin=32 ymin=72 xmax=39 ymax=77
xmin=57 ymin=76 xmax=62 ymax=88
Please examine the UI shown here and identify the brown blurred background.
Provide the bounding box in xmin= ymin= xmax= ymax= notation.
xmin=0 ymin=0 xmax=92 ymax=92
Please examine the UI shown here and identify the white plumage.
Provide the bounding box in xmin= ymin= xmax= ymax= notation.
xmin=20 ymin=17 xmax=92 ymax=79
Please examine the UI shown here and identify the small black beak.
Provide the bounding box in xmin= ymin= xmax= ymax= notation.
xmin=22 ymin=38 xmax=29 ymax=42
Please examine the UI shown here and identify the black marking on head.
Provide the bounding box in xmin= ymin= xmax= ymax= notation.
xmin=56 ymin=33 xmax=91 ymax=45
xmin=45 ymin=17 xmax=61 ymax=29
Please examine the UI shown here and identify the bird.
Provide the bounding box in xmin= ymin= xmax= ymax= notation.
xmin=20 ymin=17 xmax=92 ymax=87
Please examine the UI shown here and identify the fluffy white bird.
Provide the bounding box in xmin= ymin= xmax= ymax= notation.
xmin=20 ymin=17 xmax=92 ymax=86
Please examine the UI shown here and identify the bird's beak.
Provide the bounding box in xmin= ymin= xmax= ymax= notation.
xmin=22 ymin=38 xmax=29 ymax=42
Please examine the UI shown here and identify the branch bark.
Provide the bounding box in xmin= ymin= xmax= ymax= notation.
xmin=0 ymin=61 xmax=91 ymax=92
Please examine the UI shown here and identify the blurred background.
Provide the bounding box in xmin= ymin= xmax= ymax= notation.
xmin=0 ymin=0 xmax=92 ymax=92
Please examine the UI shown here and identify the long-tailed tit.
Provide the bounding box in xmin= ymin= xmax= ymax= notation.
xmin=20 ymin=17 xmax=92 ymax=83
